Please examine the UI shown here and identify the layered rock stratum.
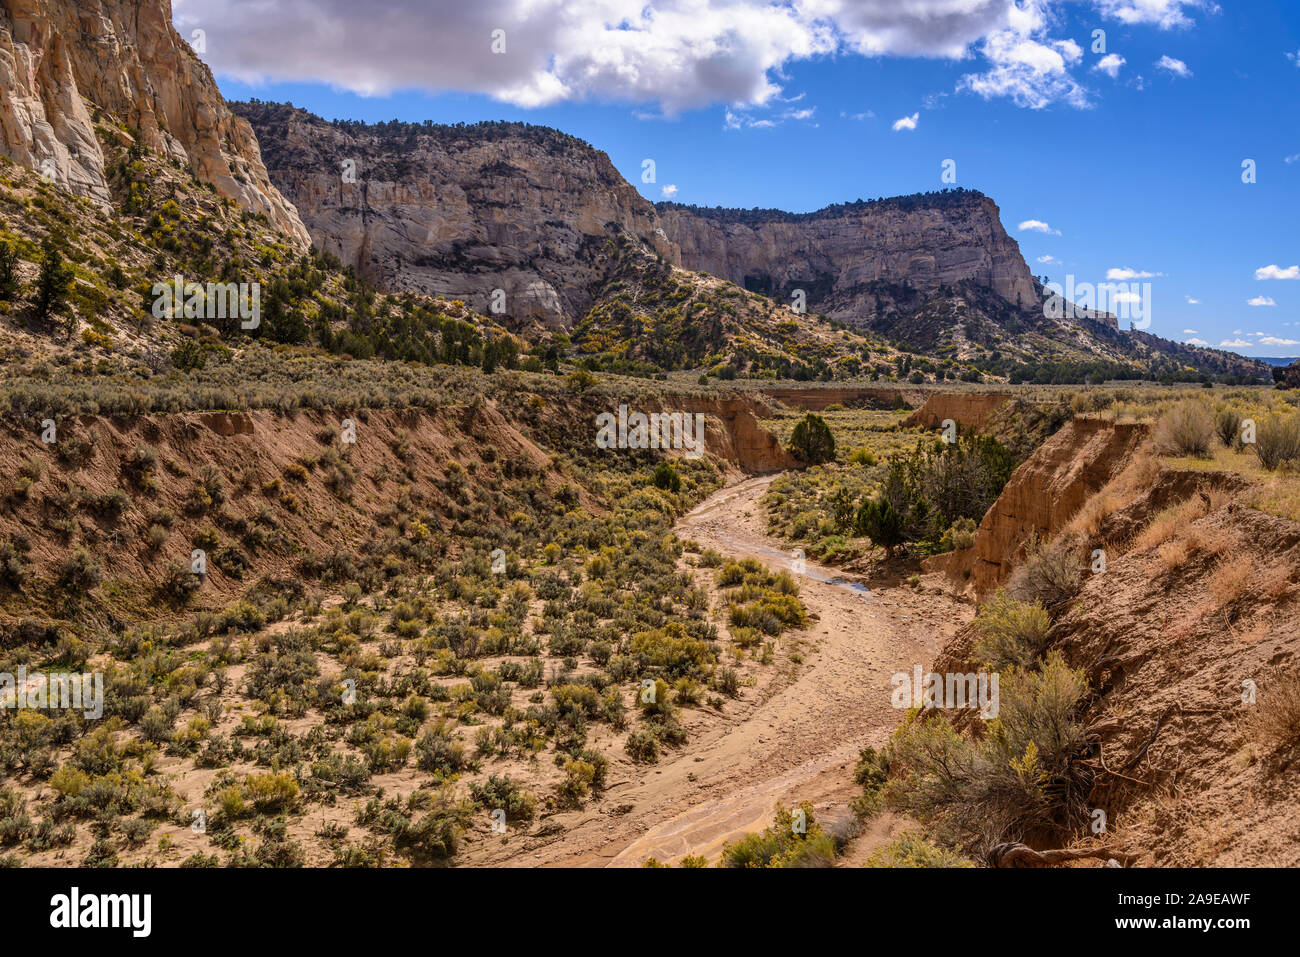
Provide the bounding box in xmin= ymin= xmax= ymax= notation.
xmin=233 ymin=101 xmax=677 ymax=328
xmin=0 ymin=0 xmax=308 ymax=244
xmin=235 ymin=103 xmax=1268 ymax=382
xmin=234 ymin=104 xmax=1035 ymax=333
xmin=657 ymin=193 xmax=1038 ymax=321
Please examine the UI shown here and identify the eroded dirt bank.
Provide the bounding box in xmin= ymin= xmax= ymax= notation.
xmin=471 ymin=474 xmax=972 ymax=867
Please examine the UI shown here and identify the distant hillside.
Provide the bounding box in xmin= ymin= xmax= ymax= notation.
xmin=234 ymin=101 xmax=1268 ymax=385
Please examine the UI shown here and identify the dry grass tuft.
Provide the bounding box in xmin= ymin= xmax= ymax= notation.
xmin=1247 ymin=670 xmax=1300 ymax=769
xmin=1153 ymin=400 xmax=1215 ymax=458
xmin=1156 ymin=538 xmax=1190 ymax=573
xmin=1208 ymin=553 xmax=1255 ymax=606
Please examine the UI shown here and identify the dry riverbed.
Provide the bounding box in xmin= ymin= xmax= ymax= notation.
xmin=468 ymin=472 xmax=972 ymax=867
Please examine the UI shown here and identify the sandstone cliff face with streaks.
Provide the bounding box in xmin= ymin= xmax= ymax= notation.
xmin=238 ymin=103 xmax=1043 ymax=336
xmin=901 ymin=392 xmax=1012 ymax=431
xmin=681 ymin=396 xmax=797 ymax=472
xmin=656 ymin=193 xmax=1039 ymax=323
xmin=0 ymin=0 xmax=308 ymax=243
xmin=234 ymin=101 xmax=679 ymax=329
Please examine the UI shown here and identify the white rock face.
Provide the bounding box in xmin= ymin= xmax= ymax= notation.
xmin=0 ymin=0 xmax=309 ymax=245
xmin=656 ymin=195 xmax=1039 ymax=322
xmin=240 ymin=104 xmax=1038 ymax=330
xmin=235 ymin=102 xmax=679 ymax=328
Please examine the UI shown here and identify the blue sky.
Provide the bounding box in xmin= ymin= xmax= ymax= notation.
xmin=181 ymin=0 xmax=1300 ymax=356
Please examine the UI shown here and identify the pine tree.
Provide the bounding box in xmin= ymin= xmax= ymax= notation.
xmin=31 ymin=236 xmax=74 ymax=331
xmin=789 ymin=413 xmax=836 ymax=465
xmin=0 ymin=240 xmax=19 ymax=302
xmin=855 ymin=498 xmax=904 ymax=559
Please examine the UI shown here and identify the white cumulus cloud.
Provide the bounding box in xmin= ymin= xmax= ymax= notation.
xmin=1155 ymin=55 xmax=1192 ymax=78
xmin=892 ymin=112 xmax=920 ymax=131
xmin=1256 ymin=264 xmax=1300 ymax=280
xmin=1107 ymin=267 xmax=1159 ymax=279
xmin=1092 ymin=53 xmax=1126 ymax=78
xmin=171 ymin=0 xmax=1215 ymax=113
xmin=1248 ymin=296 xmax=1277 ymax=306
xmin=1019 ymin=219 xmax=1060 ymax=234
xmin=1094 ymin=0 xmax=1213 ymax=28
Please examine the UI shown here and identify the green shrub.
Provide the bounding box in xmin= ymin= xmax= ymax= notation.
xmin=884 ymin=652 xmax=1090 ymax=852
xmin=243 ymin=772 xmax=299 ymax=812
xmin=624 ymin=728 xmax=659 ymax=764
xmin=1153 ymin=399 xmax=1214 ymax=457
xmin=719 ymin=803 xmax=836 ymax=868
xmin=469 ymin=775 xmax=537 ymax=823
xmin=788 ymin=414 xmax=836 ymax=465
xmin=1006 ymin=535 xmax=1082 ymax=609
xmin=863 ymin=831 xmax=973 ymax=868
xmin=855 ymin=497 xmax=904 ymax=558
xmin=56 ymin=548 xmax=102 ymax=593
xmin=1253 ymin=413 xmax=1300 ymax=471
xmin=652 ymin=462 xmax=681 ymax=492
xmin=1215 ymin=408 xmax=1243 ymax=448
xmin=940 ymin=516 xmax=978 ymax=551
xmin=972 ymin=591 xmax=1053 ymax=671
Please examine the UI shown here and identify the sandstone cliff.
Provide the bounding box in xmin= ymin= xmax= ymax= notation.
xmin=657 ymin=192 xmax=1038 ymax=322
xmin=680 ymin=396 xmax=797 ymax=472
xmin=236 ymin=104 xmax=1040 ymax=341
xmin=233 ymin=102 xmax=677 ymax=328
xmin=0 ymin=0 xmax=308 ymax=244
xmin=233 ymin=102 xmax=1268 ymax=381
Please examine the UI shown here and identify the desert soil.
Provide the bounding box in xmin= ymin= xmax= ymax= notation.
xmin=469 ymin=472 xmax=973 ymax=867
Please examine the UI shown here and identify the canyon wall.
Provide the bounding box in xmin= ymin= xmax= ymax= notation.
xmin=969 ymin=417 xmax=1149 ymax=597
xmin=234 ymin=102 xmax=679 ymax=328
xmin=657 ymin=193 xmax=1039 ymax=323
xmin=901 ymin=391 xmax=1012 ymax=430
xmin=0 ymin=0 xmax=308 ymax=244
xmin=239 ymin=104 xmax=1041 ymax=334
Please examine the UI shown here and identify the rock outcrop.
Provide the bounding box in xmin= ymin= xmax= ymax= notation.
xmin=969 ymin=417 xmax=1148 ymax=598
xmin=0 ymin=0 xmax=308 ymax=244
xmin=233 ymin=102 xmax=678 ymax=327
xmin=680 ymin=396 xmax=796 ymax=472
xmin=657 ymin=192 xmax=1038 ymax=323
xmin=232 ymin=102 xmax=1269 ymax=381
xmin=901 ymin=391 xmax=1011 ymax=431
xmin=238 ymin=103 xmax=1043 ymax=337
xmin=759 ymin=386 xmax=922 ymax=411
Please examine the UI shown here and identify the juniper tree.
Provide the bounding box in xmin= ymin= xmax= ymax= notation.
xmin=0 ymin=240 xmax=18 ymax=302
xmin=31 ymin=236 xmax=74 ymax=333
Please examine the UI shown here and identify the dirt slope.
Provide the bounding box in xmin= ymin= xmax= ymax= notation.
xmin=922 ymin=415 xmax=1300 ymax=866
xmin=901 ymin=392 xmax=1011 ymax=431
